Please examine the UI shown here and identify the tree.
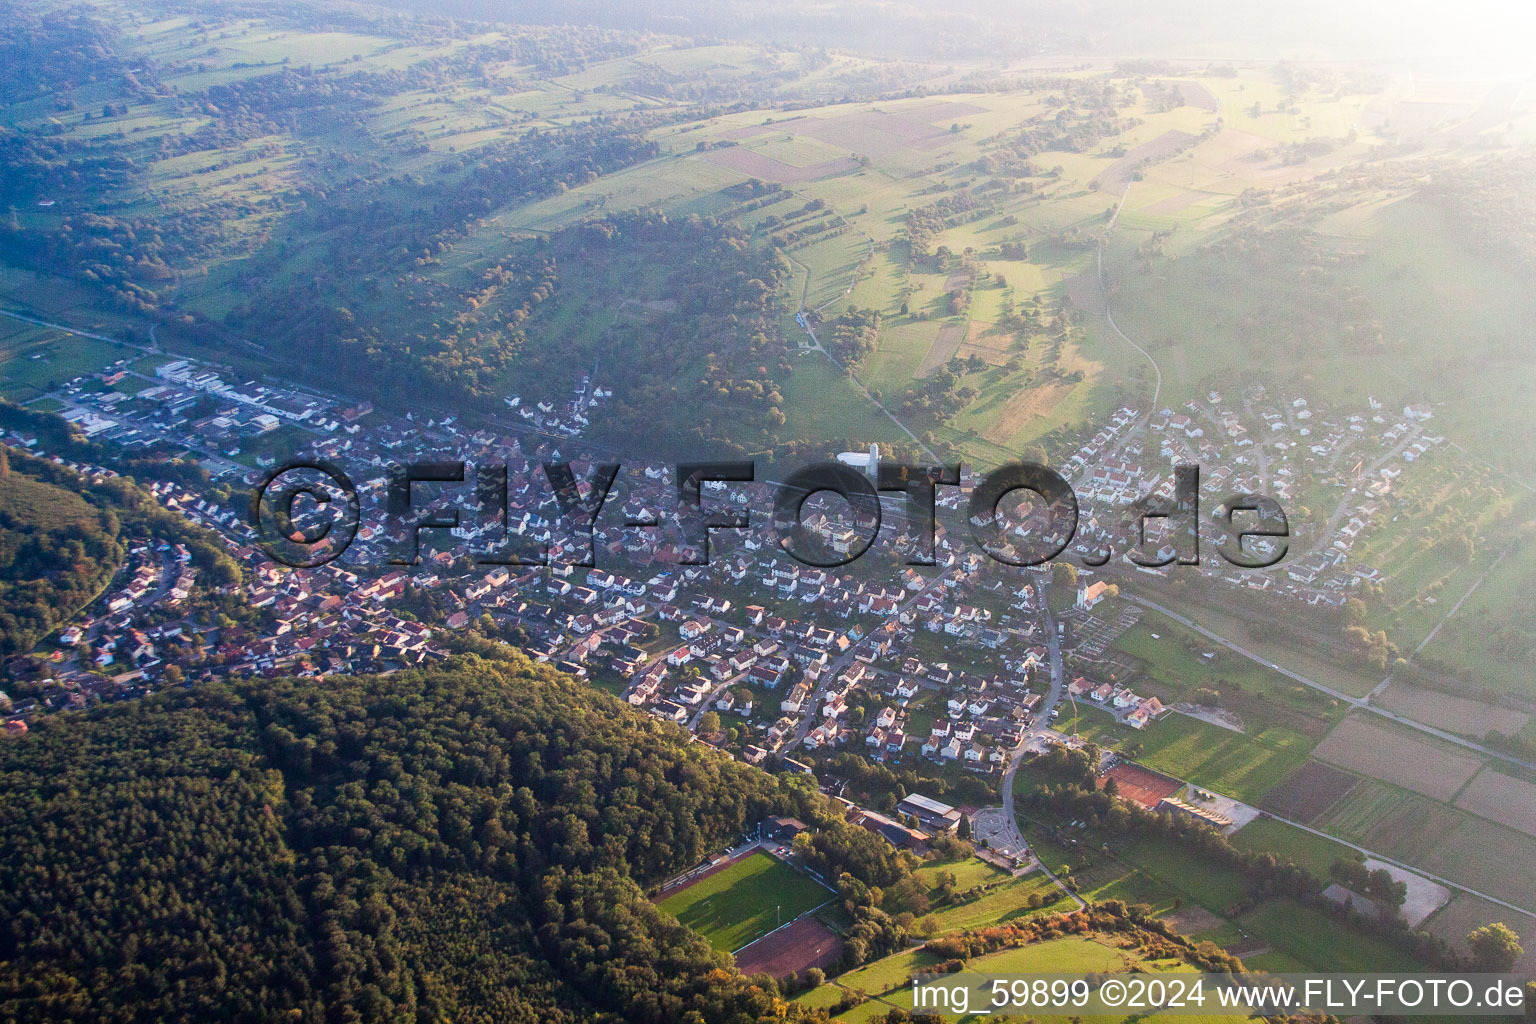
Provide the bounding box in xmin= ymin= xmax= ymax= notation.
xmin=698 ymin=711 xmax=721 ymax=736
xmin=957 ymin=814 xmax=971 ymax=841
xmin=1468 ymin=923 xmax=1524 ymax=972
xmin=1343 ymin=597 xmax=1368 ymax=624
xmin=1052 ymin=562 xmax=1078 ymax=589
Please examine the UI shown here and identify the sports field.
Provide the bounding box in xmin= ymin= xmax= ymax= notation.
xmin=656 ymin=850 xmax=830 ymax=952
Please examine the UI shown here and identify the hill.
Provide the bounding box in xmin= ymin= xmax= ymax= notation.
xmin=0 ymin=447 xmax=123 ymax=656
xmin=0 ymin=653 xmax=846 ymax=1023
xmin=0 ymin=443 xmax=241 ymax=658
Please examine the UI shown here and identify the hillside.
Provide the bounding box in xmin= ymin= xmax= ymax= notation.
xmin=0 ymin=654 xmax=840 ymax=1023
xmin=0 ymin=443 xmax=241 ymax=658
xmin=0 ymin=448 xmax=123 ymax=656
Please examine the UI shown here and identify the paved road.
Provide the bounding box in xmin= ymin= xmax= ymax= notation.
xmin=688 ymin=669 xmax=747 ymax=730
xmin=0 ymin=307 xmax=154 ymax=351
xmin=995 ymin=585 xmax=1087 ymax=910
xmin=791 ymin=567 xmax=955 ymax=745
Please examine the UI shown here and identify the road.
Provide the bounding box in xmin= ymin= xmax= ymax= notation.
xmin=688 ymin=669 xmax=747 ymax=730
xmin=1120 ymin=592 xmax=1536 ymax=773
xmin=0 ymin=307 xmax=156 ymax=352
xmin=1368 ymin=546 xmax=1509 ymax=701
xmin=995 ymin=584 xmax=1087 ymax=910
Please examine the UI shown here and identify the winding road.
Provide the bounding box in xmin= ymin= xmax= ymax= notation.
xmin=995 ymin=585 xmax=1087 ymax=909
xmin=1096 ymin=185 xmax=1162 ymax=421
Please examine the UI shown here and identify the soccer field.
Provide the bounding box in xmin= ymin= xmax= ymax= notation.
xmin=656 ymin=851 xmax=831 ymax=952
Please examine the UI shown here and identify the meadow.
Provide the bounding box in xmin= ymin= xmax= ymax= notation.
xmin=1229 ymin=816 xmax=1356 ymax=876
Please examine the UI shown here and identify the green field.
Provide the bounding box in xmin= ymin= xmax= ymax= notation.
xmin=1418 ymin=542 xmax=1536 ymax=698
xmin=1111 ymin=612 xmax=1345 ymax=726
xmin=1230 ymin=816 xmax=1357 ymax=876
xmin=1238 ymin=901 xmax=1422 ymax=972
xmin=656 ymin=852 xmax=830 ymax=952
xmin=0 ymin=326 xmax=126 ymax=401
xmin=829 ymin=935 xmax=1250 ymax=1023
xmin=1059 ymin=705 xmax=1312 ymax=805
xmin=1134 ymin=715 xmax=1313 ymax=804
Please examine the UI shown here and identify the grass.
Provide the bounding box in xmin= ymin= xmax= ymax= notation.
xmin=1238 ymin=900 xmax=1422 ymax=972
xmin=1230 ymin=816 xmax=1357 ymax=876
xmin=1112 ymin=612 xmax=1343 ymax=721
xmin=912 ymin=855 xmax=1007 ymax=891
xmin=1132 ymin=714 xmax=1313 ymax=804
xmin=831 ymin=935 xmax=1250 ymax=1023
xmin=655 ymin=851 xmax=830 ymax=953
xmin=0 ymin=329 xmax=126 ymax=396
xmin=1060 ymin=704 xmax=1312 ymax=805
xmin=1419 ymin=541 xmax=1536 ymax=698
xmin=917 ymin=870 xmax=1075 ymax=933
xmin=776 ymin=354 xmax=907 ymax=449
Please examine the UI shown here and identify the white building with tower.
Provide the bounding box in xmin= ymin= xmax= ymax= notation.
xmin=836 ymin=443 xmax=880 ymax=483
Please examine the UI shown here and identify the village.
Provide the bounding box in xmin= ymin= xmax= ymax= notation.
xmin=2 ymin=345 xmax=1451 ymax=838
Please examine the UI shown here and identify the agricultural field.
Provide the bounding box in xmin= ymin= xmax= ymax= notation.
xmin=1237 ymin=901 xmax=1423 ymax=973
xmin=1416 ymin=541 xmax=1536 ymax=699
xmin=1314 ymin=778 xmax=1536 ymax=912
xmin=1310 ymin=715 xmax=1484 ymax=803
xmin=1068 ymin=707 xmax=1313 ymax=806
xmin=826 ymin=935 xmax=1252 ymax=1024
xmin=1454 ymin=768 xmax=1536 ymax=838
xmin=0 ymin=325 xmax=127 ymax=403
xmin=1374 ymin=683 xmax=1529 ymax=741
xmin=1315 ymin=780 xmax=1469 ymax=865
xmin=1111 ymin=612 xmax=1346 ymax=734
xmin=1423 ymin=896 xmax=1536 ymax=975
xmin=914 ymin=868 xmax=1075 ymax=934
xmin=1260 ymin=761 xmax=1360 ymax=823
xmin=655 ymin=851 xmax=831 ymax=952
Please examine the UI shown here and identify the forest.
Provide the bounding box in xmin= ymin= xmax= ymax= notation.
xmin=0 ymin=652 xmax=901 ymax=1022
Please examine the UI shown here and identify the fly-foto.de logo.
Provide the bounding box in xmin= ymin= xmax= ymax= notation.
xmin=249 ymin=458 xmax=1288 ymax=571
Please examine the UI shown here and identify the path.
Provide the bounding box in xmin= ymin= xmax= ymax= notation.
xmin=782 ymin=235 xmax=940 ymax=463
xmin=1368 ymin=546 xmax=1509 ymax=700
xmin=1257 ymin=810 xmax=1536 ymax=920
xmin=1095 ymin=186 xmax=1162 ymax=421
